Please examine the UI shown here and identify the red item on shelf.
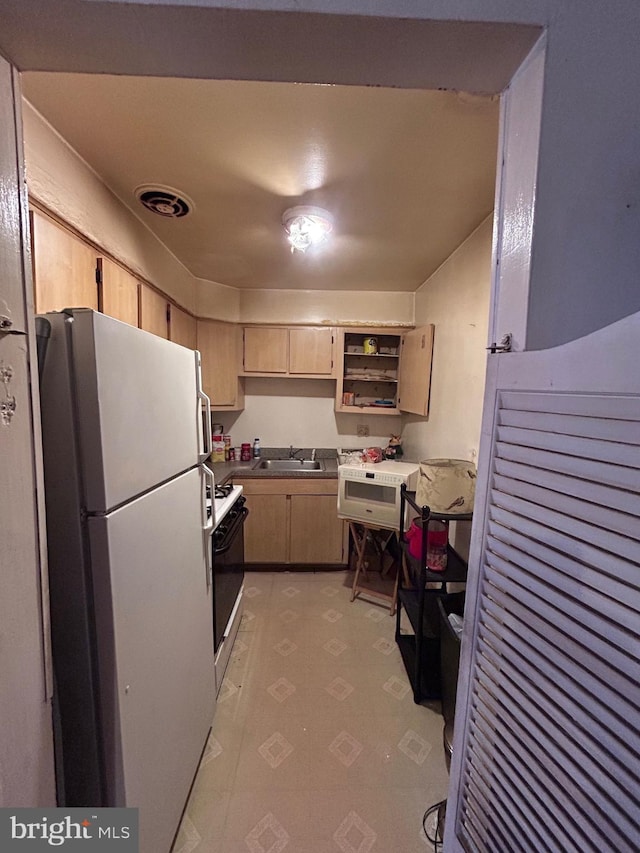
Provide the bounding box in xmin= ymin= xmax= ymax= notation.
xmin=405 ymin=519 xmax=449 ymax=571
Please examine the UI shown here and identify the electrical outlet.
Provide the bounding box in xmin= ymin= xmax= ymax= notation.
xmin=357 ymin=424 xmax=369 ymax=438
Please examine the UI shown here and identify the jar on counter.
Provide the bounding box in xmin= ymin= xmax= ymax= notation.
xmin=223 ymin=434 xmax=232 ymax=461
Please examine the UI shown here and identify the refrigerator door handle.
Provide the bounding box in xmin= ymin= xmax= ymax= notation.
xmin=195 ymin=351 xmax=212 ymax=462
xmin=202 ymin=463 xmax=215 ymax=588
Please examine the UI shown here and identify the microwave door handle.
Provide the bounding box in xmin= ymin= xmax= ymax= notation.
xmin=202 ymin=463 xmax=214 ymax=587
xmin=195 ymin=351 xmax=212 ymax=462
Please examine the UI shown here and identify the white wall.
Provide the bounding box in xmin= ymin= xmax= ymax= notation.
xmin=403 ymin=215 xmax=492 ymax=463
xmin=402 ymin=215 xmax=493 ymax=559
xmin=211 ymin=378 xmax=400 ymax=450
xmin=238 ymin=289 xmax=414 ymax=326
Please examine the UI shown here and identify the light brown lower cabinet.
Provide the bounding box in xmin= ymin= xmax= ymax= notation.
xmin=289 ymin=494 xmax=345 ymax=563
xmin=243 ymin=493 xmax=288 ymax=563
xmin=235 ymin=478 xmax=347 ymax=565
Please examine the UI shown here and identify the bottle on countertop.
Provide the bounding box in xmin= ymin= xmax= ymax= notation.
xmin=253 ymin=438 xmax=261 ymax=458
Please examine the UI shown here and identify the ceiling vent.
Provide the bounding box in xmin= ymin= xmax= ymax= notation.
xmin=134 ymin=185 xmax=194 ymax=218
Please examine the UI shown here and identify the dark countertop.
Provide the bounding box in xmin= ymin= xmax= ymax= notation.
xmin=207 ymin=447 xmax=339 ymax=485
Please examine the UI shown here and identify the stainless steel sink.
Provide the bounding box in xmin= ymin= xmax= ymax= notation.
xmin=257 ymin=459 xmax=322 ymax=470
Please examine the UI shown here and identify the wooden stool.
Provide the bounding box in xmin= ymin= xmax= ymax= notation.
xmin=348 ymin=521 xmax=399 ymax=615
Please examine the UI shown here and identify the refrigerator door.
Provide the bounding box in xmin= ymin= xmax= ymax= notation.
xmin=87 ymin=467 xmax=215 ymax=853
xmin=51 ymin=309 xmax=202 ymax=512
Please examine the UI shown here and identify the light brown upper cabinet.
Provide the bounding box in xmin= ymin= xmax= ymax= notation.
xmin=139 ymin=283 xmax=168 ymax=339
xmin=169 ymin=304 xmax=197 ymax=350
xmin=243 ymin=326 xmax=288 ymax=374
xmin=197 ymin=319 xmax=244 ymax=411
xmin=398 ymin=324 xmax=435 ymax=416
xmin=97 ymin=256 xmax=139 ymax=327
xmin=242 ymin=326 xmax=335 ymax=377
xmin=288 ymin=327 xmax=334 ymax=375
xmin=335 ymin=325 xmax=434 ymax=416
xmin=31 ymin=209 xmax=98 ymax=314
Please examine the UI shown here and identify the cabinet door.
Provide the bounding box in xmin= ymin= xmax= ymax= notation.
xmin=139 ymin=283 xmax=168 ymax=338
xmin=398 ymin=324 xmax=435 ymax=416
xmin=289 ymin=327 xmax=334 ymax=375
xmin=170 ymin=304 xmax=197 ymax=350
xmin=98 ymin=256 xmax=139 ymax=327
xmin=31 ymin=210 xmax=98 ymax=314
xmin=243 ymin=493 xmax=288 ymax=563
xmin=243 ymin=326 xmax=288 ymax=373
xmin=197 ymin=320 xmax=243 ymax=409
xmin=289 ymin=494 xmax=345 ymax=564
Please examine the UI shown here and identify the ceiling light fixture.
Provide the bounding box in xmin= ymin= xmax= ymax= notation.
xmin=282 ymin=205 xmax=333 ymax=253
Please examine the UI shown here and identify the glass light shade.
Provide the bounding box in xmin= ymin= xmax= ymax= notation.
xmin=282 ymin=205 xmax=333 ymax=253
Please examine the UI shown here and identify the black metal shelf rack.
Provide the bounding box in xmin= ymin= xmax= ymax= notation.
xmin=395 ymin=485 xmax=470 ymax=703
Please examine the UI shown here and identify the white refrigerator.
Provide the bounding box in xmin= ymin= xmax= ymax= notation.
xmin=38 ymin=309 xmax=215 ymax=853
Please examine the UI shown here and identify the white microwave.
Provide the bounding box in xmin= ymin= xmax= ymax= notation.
xmin=337 ymin=460 xmax=419 ymax=530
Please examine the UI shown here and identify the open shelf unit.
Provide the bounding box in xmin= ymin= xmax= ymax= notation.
xmin=395 ymin=485 xmax=470 ymax=703
xmin=335 ymin=328 xmax=403 ymax=415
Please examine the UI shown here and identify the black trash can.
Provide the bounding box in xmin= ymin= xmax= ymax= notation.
xmin=438 ymin=591 xmax=465 ymax=771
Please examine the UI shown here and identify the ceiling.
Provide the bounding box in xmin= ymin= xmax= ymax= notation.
xmin=22 ymin=73 xmax=499 ymax=292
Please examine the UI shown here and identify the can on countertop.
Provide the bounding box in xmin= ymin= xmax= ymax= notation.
xmin=241 ymin=443 xmax=252 ymax=462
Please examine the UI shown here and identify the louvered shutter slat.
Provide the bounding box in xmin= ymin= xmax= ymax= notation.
xmin=485 ymin=546 xmax=639 ymax=660
xmin=497 ymin=424 xmax=640 ymax=467
xmin=476 ymin=626 xmax=640 ymax=791
xmin=494 ymin=457 xmax=640 ymax=516
xmin=491 ymin=488 xmax=640 ymax=561
xmin=492 ymin=472 xmax=640 ymax=542
xmin=482 ymin=597 xmax=640 ymax=732
xmin=456 ymin=390 xmax=640 ymax=853
xmin=499 ymin=408 xmax=640 ymax=444
xmin=488 ymin=512 xmax=640 ymax=611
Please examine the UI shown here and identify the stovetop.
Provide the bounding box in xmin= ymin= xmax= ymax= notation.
xmin=206 ymin=483 xmax=244 ymax=530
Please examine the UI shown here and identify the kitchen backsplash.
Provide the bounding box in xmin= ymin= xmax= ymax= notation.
xmin=212 ymin=377 xmax=400 ymax=450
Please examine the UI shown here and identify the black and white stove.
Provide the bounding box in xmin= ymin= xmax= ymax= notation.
xmin=204 ymin=480 xmax=248 ymax=694
xmin=206 ymin=482 xmax=244 ymax=529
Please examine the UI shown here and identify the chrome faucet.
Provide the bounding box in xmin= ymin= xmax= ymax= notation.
xmin=310 ymin=448 xmax=316 ymax=461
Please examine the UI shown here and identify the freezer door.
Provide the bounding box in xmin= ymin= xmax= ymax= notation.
xmin=67 ymin=309 xmax=201 ymax=511
xmin=87 ymin=467 xmax=215 ymax=853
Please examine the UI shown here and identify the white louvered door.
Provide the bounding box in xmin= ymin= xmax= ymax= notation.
xmin=446 ymin=311 xmax=640 ymax=852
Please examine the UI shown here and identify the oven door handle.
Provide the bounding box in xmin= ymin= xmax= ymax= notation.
xmin=214 ymin=506 xmax=249 ymax=556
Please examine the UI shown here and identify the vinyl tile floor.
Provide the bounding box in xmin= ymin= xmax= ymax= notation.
xmin=172 ymin=570 xmax=449 ymax=853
